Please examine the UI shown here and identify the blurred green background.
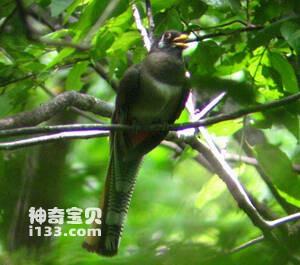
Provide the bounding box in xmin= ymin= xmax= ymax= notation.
xmin=0 ymin=0 xmax=299 ymax=264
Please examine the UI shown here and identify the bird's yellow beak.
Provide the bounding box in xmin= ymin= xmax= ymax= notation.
xmin=173 ymin=34 xmax=189 ymax=48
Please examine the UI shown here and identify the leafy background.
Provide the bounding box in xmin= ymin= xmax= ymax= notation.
xmin=0 ymin=0 xmax=299 ymax=264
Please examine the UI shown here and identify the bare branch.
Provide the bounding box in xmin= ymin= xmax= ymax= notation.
xmin=224 ymin=152 xmax=300 ymax=174
xmin=1 ymin=91 xmax=299 ymax=132
xmin=230 ymin=213 xmax=300 ymax=254
xmin=0 ymin=91 xmax=113 ymax=130
xmin=230 ymin=236 xmax=264 ymax=253
xmin=36 ymin=82 xmax=105 ymax=123
xmin=182 ymin=135 xmax=297 ymax=252
xmin=183 ymin=92 xmax=271 ymax=236
xmin=268 ymin=213 xmax=300 ymax=228
xmin=188 ymin=25 xmax=264 ymax=42
xmin=172 ymin=91 xmax=300 ymax=130
xmin=0 ymin=124 xmax=107 ymax=138
xmin=132 ymin=4 xmax=151 ymax=51
xmin=145 ymin=0 xmax=155 ymax=44
xmin=0 ymin=131 xmax=109 ymax=150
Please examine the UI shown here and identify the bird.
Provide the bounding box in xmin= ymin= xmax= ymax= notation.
xmin=83 ymin=30 xmax=189 ymax=256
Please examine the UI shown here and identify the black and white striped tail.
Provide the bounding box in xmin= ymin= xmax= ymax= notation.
xmin=83 ymin=148 xmax=141 ymax=256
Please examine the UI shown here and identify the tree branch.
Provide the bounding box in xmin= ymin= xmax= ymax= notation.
xmin=224 ymin=152 xmax=300 ymax=174
xmin=172 ymin=91 xmax=300 ymax=130
xmin=132 ymin=4 xmax=151 ymax=51
xmin=145 ymin=0 xmax=155 ymax=44
xmin=0 ymin=131 xmax=109 ymax=150
xmin=0 ymin=91 xmax=113 ymax=130
xmin=182 ymin=135 xmax=297 ymax=252
xmin=188 ymin=25 xmax=264 ymax=42
xmin=0 ymin=91 xmax=299 ymax=132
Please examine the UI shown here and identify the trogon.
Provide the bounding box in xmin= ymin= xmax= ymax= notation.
xmin=83 ymin=31 xmax=189 ymax=256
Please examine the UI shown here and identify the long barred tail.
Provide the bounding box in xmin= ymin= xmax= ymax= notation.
xmin=83 ymin=146 xmax=142 ymax=256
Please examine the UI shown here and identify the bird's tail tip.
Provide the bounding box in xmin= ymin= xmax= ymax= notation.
xmin=82 ymin=238 xmax=119 ymax=257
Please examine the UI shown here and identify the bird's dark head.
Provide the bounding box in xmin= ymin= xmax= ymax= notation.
xmin=151 ymin=31 xmax=189 ymax=54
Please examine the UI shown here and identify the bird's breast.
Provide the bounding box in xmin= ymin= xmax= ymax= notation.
xmin=129 ymin=66 xmax=183 ymax=123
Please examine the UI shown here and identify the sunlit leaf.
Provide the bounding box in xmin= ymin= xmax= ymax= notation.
xmin=195 ymin=176 xmax=226 ymax=209
xmin=280 ymin=20 xmax=300 ymax=62
xmin=268 ymin=52 xmax=298 ymax=93
xmin=208 ymin=119 xmax=243 ymax=136
xmin=65 ymin=61 xmax=89 ymax=91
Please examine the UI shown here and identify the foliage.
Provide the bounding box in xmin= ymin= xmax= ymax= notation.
xmin=0 ymin=0 xmax=299 ymax=264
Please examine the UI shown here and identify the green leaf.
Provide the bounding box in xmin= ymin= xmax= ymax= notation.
xmin=208 ymin=119 xmax=243 ymax=136
xmin=93 ymin=30 xmax=115 ymax=59
xmin=216 ymin=51 xmax=249 ymax=76
xmin=248 ymin=23 xmax=281 ymax=50
xmin=283 ymin=113 xmax=300 ymax=141
xmin=280 ymin=20 xmax=300 ymax=62
xmin=92 ymin=7 xmax=134 ymax=59
xmin=0 ymin=51 xmax=13 ymax=65
xmin=37 ymin=0 xmax=51 ymax=7
xmin=178 ymin=0 xmax=207 ymax=20
xmin=195 ymin=176 xmax=226 ymax=209
xmin=46 ymin=47 xmax=75 ymax=69
xmin=64 ymin=0 xmax=86 ymax=24
xmin=73 ymin=0 xmax=110 ymax=40
xmin=189 ymin=40 xmax=224 ymax=76
xmin=278 ymin=189 xmax=300 ymax=208
xmin=151 ymin=0 xmax=180 ymax=11
xmin=155 ymin=9 xmax=183 ymax=34
xmin=66 ymin=61 xmax=89 ymax=91
xmin=248 ymin=17 xmax=299 ymax=50
xmin=268 ymin=52 xmax=298 ymax=93
xmin=50 ymin=0 xmax=74 ymax=17
xmin=254 ymin=143 xmax=300 ymax=200
xmin=107 ymin=31 xmax=141 ymax=55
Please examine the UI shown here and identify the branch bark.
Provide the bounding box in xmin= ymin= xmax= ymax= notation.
xmin=0 ymin=91 xmax=113 ymax=130
xmin=1 ymin=91 xmax=299 ymax=131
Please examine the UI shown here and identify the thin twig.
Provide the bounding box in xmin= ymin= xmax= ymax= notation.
xmin=268 ymin=213 xmax=300 ymax=228
xmin=199 ymin=20 xmax=248 ymax=30
xmin=0 ymin=130 xmax=109 ymax=150
xmin=229 ymin=236 xmax=265 ymax=254
xmin=188 ymin=25 xmax=264 ymax=42
xmin=91 ymin=62 xmax=119 ymax=91
xmin=0 ymin=74 xmax=36 ymax=88
xmin=224 ymin=152 xmax=300 ymax=174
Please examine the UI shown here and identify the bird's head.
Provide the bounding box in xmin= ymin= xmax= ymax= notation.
xmin=151 ymin=31 xmax=189 ymax=53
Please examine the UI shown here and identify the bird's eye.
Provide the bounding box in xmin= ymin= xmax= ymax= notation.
xmin=164 ymin=32 xmax=172 ymax=40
